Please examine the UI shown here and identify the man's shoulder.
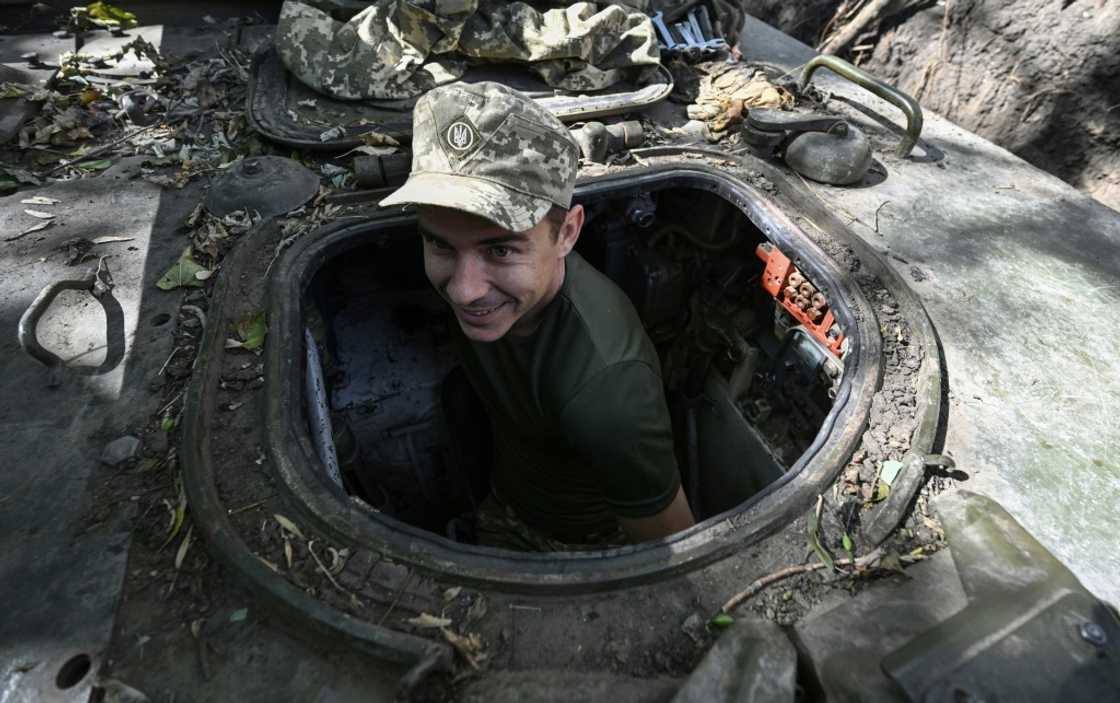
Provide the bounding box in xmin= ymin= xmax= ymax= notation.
xmin=531 ymin=252 xmax=663 ymax=418
xmin=553 ymin=251 xmax=654 ymax=370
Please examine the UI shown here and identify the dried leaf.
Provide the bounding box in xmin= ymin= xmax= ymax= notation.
xmin=879 ymin=552 xmax=906 ymax=574
xmin=879 ymin=460 xmax=904 ymax=486
xmin=284 ymin=539 xmax=293 ymax=569
xmin=156 ymin=247 xmax=206 ymax=290
xmin=318 ymin=126 xmax=345 ymax=142
xmin=91 ymin=236 xmax=134 ymax=244
xmin=194 ymin=269 xmax=213 ymax=281
xmin=21 ymin=196 xmax=60 ymax=205
xmin=442 ymin=628 xmax=486 ymax=669
xmin=807 ymin=494 xmax=834 ymax=571
xmin=229 ymin=608 xmax=248 ymax=622
xmin=360 ymin=131 xmax=400 ymax=147
xmin=5 ymin=220 xmax=52 ymax=241
xmin=24 ymin=209 xmax=54 ymax=219
xmin=443 ymin=586 xmax=462 ymax=602
xmin=337 ymin=144 xmax=398 ymax=158
xmin=77 ymin=159 xmax=113 ymax=171
xmin=86 ymin=1 xmax=139 ymax=29
xmin=175 ymin=525 xmax=194 ymax=569
xmin=274 ymin=513 xmax=305 ymax=540
xmin=407 ymin=612 xmax=452 ymax=629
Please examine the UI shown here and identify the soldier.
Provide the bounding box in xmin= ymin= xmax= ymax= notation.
xmin=381 ymin=82 xmax=694 ymax=551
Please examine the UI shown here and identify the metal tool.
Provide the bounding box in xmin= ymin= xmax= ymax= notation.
xmin=650 ymin=12 xmax=679 ymax=50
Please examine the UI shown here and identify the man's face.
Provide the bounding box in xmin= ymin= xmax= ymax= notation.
xmin=418 ymin=205 xmax=583 ymax=342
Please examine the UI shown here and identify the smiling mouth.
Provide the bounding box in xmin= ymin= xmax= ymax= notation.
xmin=457 ymin=302 xmax=507 ymax=322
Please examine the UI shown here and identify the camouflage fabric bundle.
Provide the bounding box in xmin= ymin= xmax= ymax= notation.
xmin=276 ymin=0 xmax=660 ymax=100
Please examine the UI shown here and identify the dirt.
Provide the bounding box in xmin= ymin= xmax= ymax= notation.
xmin=743 ymin=0 xmax=1120 ymax=212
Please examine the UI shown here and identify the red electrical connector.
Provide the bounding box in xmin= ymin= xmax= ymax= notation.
xmin=756 ymin=243 xmax=845 ymax=357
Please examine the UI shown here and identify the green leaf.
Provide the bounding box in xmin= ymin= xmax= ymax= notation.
xmin=709 ymin=613 xmax=734 ymax=628
xmin=77 ymin=159 xmax=113 ymax=171
xmin=161 ymin=415 xmax=175 ymax=432
xmin=229 ymin=608 xmax=248 ymax=623
xmin=842 ymin=533 xmax=853 ymax=552
xmin=879 ymin=460 xmax=904 ymax=486
xmin=156 ymin=247 xmax=207 ymax=290
xmin=879 ymin=552 xmax=906 ymax=574
xmin=807 ymin=498 xmax=835 ymax=571
xmin=235 ymin=312 xmax=268 ymax=351
xmin=872 ymin=481 xmax=891 ymax=503
xmin=0 ymin=82 xmax=29 ymax=99
xmin=86 ymin=2 xmax=138 ymax=28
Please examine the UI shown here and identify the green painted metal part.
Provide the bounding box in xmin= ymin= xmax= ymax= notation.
xmin=798 ymin=55 xmax=924 ymax=158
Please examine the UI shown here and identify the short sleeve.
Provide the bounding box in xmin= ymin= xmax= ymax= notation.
xmin=559 ymin=361 xmax=681 ymax=518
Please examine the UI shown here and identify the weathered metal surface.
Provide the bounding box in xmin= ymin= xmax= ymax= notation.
xmin=204 ymin=156 xmax=319 ymax=218
xmin=741 ymin=15 xmax=1120 ymax=605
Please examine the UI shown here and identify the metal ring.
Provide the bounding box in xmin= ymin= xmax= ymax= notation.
xmin=17 ymin=271 xmax=99 ymax=370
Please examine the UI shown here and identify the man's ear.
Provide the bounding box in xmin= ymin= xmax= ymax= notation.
xmin=556 ymin=204 xmax=584 ymax=257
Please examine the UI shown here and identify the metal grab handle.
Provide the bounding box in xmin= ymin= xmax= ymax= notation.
xmin=798 ymin=55 xmax=924 ymax=158
xmin=18 ymin=262 xmax=113 ymax=379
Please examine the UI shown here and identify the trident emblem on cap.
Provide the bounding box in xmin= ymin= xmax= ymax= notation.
xmin=446 ymin=121 xmax=475 ymax=151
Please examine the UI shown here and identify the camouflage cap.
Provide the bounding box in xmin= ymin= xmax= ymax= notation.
xmin=380 ymin=81 xmax=579 ymax=232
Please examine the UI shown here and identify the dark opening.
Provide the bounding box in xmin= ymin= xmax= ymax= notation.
xmin=306 ymin=185 xmax=844 ymax=541
xmin=55 ymin=653 xmax=91 ymax=690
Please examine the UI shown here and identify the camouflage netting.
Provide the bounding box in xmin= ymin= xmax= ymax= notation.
xmin=276 ymin=0 xmax=661 ymax=100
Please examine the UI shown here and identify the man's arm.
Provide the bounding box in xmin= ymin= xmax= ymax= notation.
xmin=561 ymin=360 xmax=693 ymax=543
xmin=617 ymin=485 xmax=695 ymax=542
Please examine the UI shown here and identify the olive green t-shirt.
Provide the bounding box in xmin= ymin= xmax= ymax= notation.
xmin=456 ymin=251 xmax=681 ymax=542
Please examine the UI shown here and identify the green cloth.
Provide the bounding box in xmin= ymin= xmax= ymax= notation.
xmin=457 ymin=251 xmax=681 ymax=542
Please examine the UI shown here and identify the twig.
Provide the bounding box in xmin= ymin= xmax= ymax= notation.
xmin=1020 ymin=89 xmax=1073 ymax=124
xmin=227 ymin=497 xmax=271 ymax=516
xmin=181 ymin=304 xmax=207 ymax=331
xmin=307 ymin=539 xmax=356 ymax=600
xmin=874 ymin=200 xmax=891 ymax=233
xmin=378 ymin=570 xmax=416 ymax=626
xmin=819 ymin=0 xmax=905 ymax=55
xmin=721 ymin=547 xmax=885 ymax=613
xmin=44 ymin=119 xmax=176 ymax=176
xmin=158 ymin=347 xmax=186 ymax=376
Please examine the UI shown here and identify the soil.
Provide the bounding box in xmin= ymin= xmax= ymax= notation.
xmin=743 ymin=0 xmax=1120 ymax=212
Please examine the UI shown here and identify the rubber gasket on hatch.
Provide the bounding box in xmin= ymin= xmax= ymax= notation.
xmin=258 ymin=162 xmax=890 ymax=592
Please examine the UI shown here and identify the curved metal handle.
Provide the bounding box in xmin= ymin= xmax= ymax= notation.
xmin=799 ymin=55 xmax=924 ymax=158
xmin=18 ymin=262 xmax=113 ymax=384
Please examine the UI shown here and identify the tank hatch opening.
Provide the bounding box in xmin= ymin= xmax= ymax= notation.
xmin=305 ymin=181 xmax=847 ymax=541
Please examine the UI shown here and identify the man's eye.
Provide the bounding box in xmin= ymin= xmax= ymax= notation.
xmin=490 ymin=245 xmax=512 ymax=258
xmin=423 ymin=234 xmax=451 ymax=250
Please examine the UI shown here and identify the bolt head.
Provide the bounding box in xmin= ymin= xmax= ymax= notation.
xmin=1078 ymin=622 xmax=1107 ymax=647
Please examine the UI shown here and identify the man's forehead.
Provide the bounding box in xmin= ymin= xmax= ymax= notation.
xmin=418 ymin=205 xmax=537 ymax=239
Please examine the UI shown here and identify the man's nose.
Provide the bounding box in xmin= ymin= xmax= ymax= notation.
xmin=445 ymin=254 xmax=489 ymax=306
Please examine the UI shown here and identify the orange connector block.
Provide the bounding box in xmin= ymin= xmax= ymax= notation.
xmin=755 ymin=243 xmax=845 ymax=357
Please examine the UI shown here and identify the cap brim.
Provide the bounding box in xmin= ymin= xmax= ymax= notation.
xmin=379 ymin=172 xmax=553 ymax=232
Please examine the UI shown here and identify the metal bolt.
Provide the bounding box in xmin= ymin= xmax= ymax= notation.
xmin=1079 ymin=622 xmax=1107 ymax=647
